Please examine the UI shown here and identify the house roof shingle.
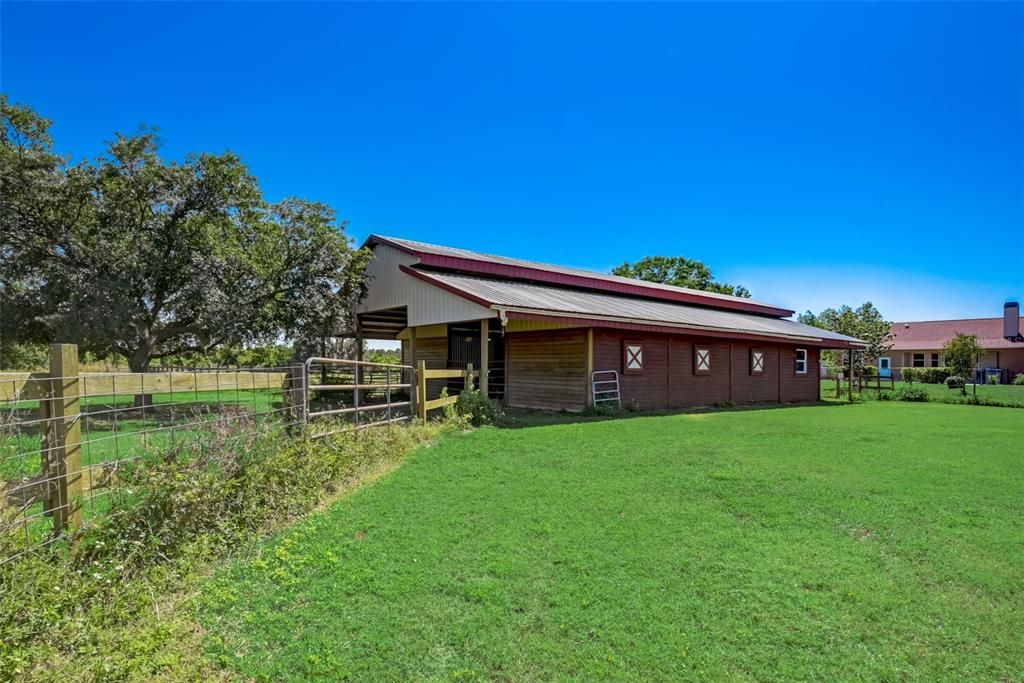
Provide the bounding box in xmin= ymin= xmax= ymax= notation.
xmin=888 ymin=317 xmax=1024 ymax=350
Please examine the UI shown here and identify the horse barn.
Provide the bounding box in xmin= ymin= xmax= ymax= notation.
xmin=356 ymin=236 xmax=867 ymax=412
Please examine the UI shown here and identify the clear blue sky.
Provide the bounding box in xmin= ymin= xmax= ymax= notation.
xmin=3 ymin=1 xmax=1022 ymax=324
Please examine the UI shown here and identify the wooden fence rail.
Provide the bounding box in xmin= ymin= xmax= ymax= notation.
xmin=416 ymin=361 xmax=478 ymax=422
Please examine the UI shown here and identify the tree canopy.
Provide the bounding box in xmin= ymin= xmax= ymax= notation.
xmin=942 ymin=333 xmax=982 ymax=395
xmin=611 ymin=256 xmax=751 ymax=298
xmin=798 ymin=303 xmax=893 ymax=371
xmin=0 ymin=96 xmax=369 ymax=371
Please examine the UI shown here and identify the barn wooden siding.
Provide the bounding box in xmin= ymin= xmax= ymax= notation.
xmin=401 ymin=336 xmax=447 ymax=400
xmin=505 ymin=329 xmax=588 ymax=411
xmin=594 ymin=331 xmax=820 ymax=409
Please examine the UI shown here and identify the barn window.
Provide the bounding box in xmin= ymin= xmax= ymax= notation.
xmin=795 ymin=348 xmax=808 ymax=374
xmin=694 ymin=347 xmax=711 ymax=374
xmin=623 ymin=342 xmax=644 ymax=373
xmin=750 ymin=349 xmax=765 ymax=375
xmin=912 ymin=353 xmax=925 ymax=368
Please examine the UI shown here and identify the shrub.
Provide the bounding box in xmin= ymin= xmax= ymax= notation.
xmin=986 ymin=374 xmax=1000 ymax=385
xmin=945 ymin=376 xmax=966 ymax=389
xmin=454 ymin=387 xmax=497 ymax=427
xmin=1014 ymin=373 xmax=1024 ymax=386
xmin=901 ymin=367 xmax=954 ymax=384
xmin=895 ymin=386 xmax=929 ymax=402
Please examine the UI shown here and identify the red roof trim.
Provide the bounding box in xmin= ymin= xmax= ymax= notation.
xmin=506 ymin=312 xmax=865 ymax=349
xmin=397 ymin=264 xmax=494 ymax=308
xmin=368 ymin=235 xmax=794 ymax=318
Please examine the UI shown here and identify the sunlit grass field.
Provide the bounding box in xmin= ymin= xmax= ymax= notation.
xmin=199 ymin=402 xmax=1024 ymax=681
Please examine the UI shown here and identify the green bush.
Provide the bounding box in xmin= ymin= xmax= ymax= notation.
xmin=895 ymin=386 xmax=929 ymax=402
xmin=900 ymin=367 xmax=954 ymax=384
xmin=986 ymin=374 xmax=1000 ymax=385
xmin=946 ymin=376 xmax=966 ymax=389
xmin=1013 ymin=373 xmax=1024 ymax=386
xmin=454 ymin=387 xmax=497 ymax=427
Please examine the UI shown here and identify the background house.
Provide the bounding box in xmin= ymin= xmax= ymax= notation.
xmin=883 ymin=303 xmax=1023 ymax=382
xmin=356 ymin=236 xmax=865 ymax=412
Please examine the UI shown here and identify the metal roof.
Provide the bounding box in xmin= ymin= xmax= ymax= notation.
xmin=410 ymin=269 xmax=866 ymax=346
xmin=366 ymin=234 xmax=794 ymax=317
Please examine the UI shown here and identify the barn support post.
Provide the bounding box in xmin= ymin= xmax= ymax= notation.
xmin=588 ymin=329 xmax=596 ymax=406
xmin=848 ymin=348 xmax=855 ymax=403
xmin=417 ymin=360 xmax=427 ymax=423
xmin=479 ymin=319 xmax=489 ymax=396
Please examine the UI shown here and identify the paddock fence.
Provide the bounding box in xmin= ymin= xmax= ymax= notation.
xmin=0 ymin=344 xmax=467 ymax=565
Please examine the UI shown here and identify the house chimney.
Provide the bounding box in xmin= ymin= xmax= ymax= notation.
xmin=1005 ymin=302 xmax=1021 ymax=340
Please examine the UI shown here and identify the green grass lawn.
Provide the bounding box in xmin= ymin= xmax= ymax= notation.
xmin=820 ymin=378 xmax=1024 ymax=407
xmin=199 ymin=402 xmax=1024 ymax=681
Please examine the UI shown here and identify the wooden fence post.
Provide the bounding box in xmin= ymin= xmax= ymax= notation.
xmin=466 ymin=363 xmax=473 ymax=394
xmin=417 ymin=360 xmax=427 ymax=423
xmin=47 ymin=344 xmax=82 ymax=533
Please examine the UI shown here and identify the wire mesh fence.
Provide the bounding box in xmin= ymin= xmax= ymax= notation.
xmin=0 ymin=345 xmax=418 ymax=565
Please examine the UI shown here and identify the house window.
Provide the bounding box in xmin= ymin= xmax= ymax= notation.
xmin=750 ymin=349 xmax=765 ymax=375
xmin=795 ymin=348 xmax=808 ymax=374
xmin=931 ymin=353 xmax=940 ymax=367
xmin=912 ymin=353 xmax=925 ymax=368
xmin=623 ymin=342 xmax=644 ymax=373
xmin=694 ymin=347 xmax=711 ymax=374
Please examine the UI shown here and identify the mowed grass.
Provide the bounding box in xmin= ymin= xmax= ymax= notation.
xmin=200 ymin=403 xmax=1024 ymax=681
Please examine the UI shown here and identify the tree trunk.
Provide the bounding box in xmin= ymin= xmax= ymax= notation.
xmin=128 ymin=348 xmax=154 ymax=410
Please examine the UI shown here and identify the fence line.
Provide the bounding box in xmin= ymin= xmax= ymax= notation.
xmin=0 ymin=345 xmax=474 ymax=565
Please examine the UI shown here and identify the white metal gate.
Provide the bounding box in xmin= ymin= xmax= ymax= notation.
xmin=591 ymin=370 xmax=621 ymax=408
xmin=303 ymin=357 xmax=415 ymax=437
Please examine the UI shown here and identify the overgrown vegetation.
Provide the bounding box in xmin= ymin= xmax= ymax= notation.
xmin=0 ymin=419 xmax=438 ymax=681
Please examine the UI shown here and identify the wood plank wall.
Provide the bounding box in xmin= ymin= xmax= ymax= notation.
xmin=401 ymin=336 xmax=447 ymax=400
xmin=505 ymin=330 xmax=588 ymax=411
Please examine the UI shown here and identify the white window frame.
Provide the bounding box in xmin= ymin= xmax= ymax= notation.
xmin=795 ymin=348 xmax=808 ymax=374
xmin=751 ymin=349 xmax=765 ymax=375
xmin=623 ymin=341 xmax=644 ymax=373
xmin=930 ymin=353 xmax=940 ymax=368
xmin=694 ymin=347 xmax=711 ymax=374
xmin=912 ymin=353 xmax=926 ymax=368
